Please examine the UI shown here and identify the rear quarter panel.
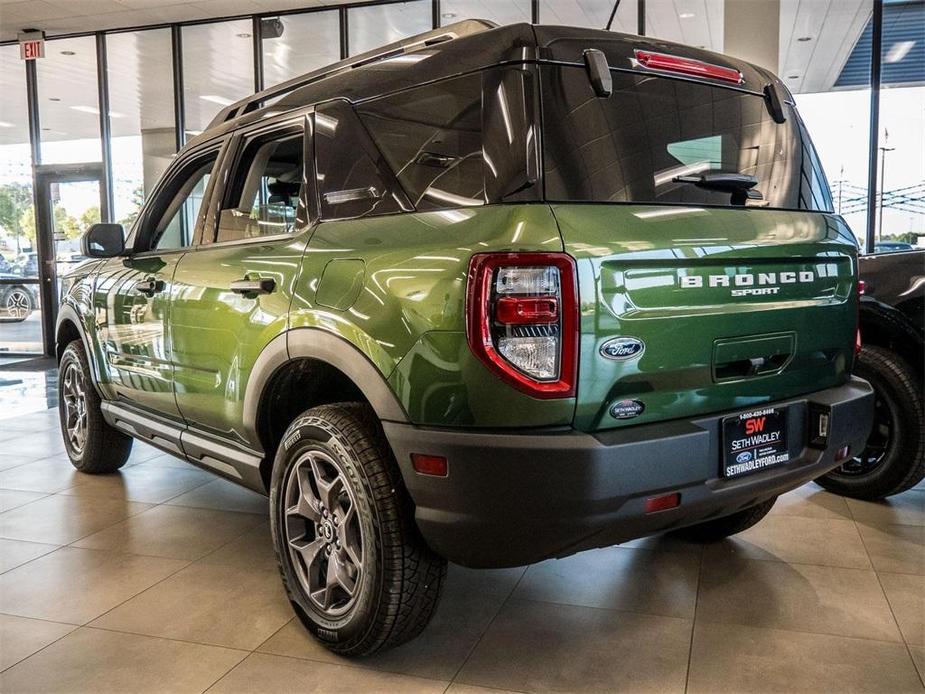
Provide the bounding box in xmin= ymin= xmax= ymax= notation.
xmin=290 ymin=204 xmax=576 ymax=427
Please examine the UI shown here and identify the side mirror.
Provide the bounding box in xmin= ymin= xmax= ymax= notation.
xmin=81 ymin=223 xmax=125 ymax=258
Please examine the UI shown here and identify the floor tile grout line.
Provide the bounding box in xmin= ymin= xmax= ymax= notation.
xmin=62 ymin=498 xmax=274 ymax=629
xmin=0 ymin=619 xmax=78 ymax=674
xmin=200 ymin=648 xmax=456 ymax=693
xmin=82 ymin=623 xmax=254 ymax=655
xmin=0 ymin=611 xmax=81 ymax=628
xmin=63 ymin=502 xmax=266 ymax=560
xmin=692 ymin=614 xmax=909 ymax=646
xmin=855 ymin=516 xmax=925 ymax=689
xmin=683 ymin=545 xmax=706 ymax=694
xmin=445 ymin=566 xmax=531 ymax=690
xmin=0 ymin=542 xmax=64 ymax=577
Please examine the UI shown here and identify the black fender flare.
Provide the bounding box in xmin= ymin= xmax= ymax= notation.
xmin=242 ymin=328 xmax=409 ymax=447
xmin=55 ymin=303 xmax=107 ymax=397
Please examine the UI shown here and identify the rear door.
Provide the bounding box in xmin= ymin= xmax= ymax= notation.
xmin=540 ymin=64 xmax=858 ymax=432
xmin=94 ymin=145 xmax=221 ymax=419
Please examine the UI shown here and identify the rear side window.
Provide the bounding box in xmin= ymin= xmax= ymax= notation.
xmin=357 ymin=73 xmax=485 ymax=210
xmin=541 ymin=65 xmax=833 ymax=212
xmin=217 ymin=130 xmax=304 ymax=243
xmin=314 ymin=100 xmax=406 ymax=220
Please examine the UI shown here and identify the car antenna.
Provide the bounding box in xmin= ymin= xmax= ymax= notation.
xmin=604 ymin=0 xmax=623 ymax=30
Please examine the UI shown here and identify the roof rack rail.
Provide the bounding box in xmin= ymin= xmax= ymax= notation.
xmin=206 ymin=19 xmax=498 ymax=130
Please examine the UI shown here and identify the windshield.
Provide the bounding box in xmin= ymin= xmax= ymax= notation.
xmin=541 ymin=65 xmax=833 ymax=212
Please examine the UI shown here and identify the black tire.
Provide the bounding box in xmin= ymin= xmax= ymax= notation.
xmin=815 ymin=345 xmax=925 ymax=500
xmin=270 ymin=403 xmax=446 ymax=657
xmin=58 ymin=340 xmax=132 ymax=473
xmin=670 ymin=497 xmax=777 ymax=542
xmin=1 ymin=285 xmax=34 ymax=322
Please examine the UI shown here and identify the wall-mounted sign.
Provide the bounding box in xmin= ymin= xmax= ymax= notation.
xmin=18 ymin=31 xmax=45 ymax=60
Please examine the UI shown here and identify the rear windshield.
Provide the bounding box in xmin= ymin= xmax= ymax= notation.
xmin=541 ymin=65 xmax=833 ymax=212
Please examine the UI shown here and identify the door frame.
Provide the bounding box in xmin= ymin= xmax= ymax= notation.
xmin=33 ymin=162 xmax=107 ymax=356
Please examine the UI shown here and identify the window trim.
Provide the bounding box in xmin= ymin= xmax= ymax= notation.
xmin=130 ymin=139 xmax=226 ymax=254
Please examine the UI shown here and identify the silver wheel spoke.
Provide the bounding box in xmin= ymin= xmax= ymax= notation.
xmin=60 ymin=362 xmax=88 ymax=456
xmin=283 ymin=449 xmax=364 ymax=617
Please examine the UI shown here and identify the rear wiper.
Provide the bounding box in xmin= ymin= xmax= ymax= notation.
xmin=673 ymin=172 xmax=763 ymax=206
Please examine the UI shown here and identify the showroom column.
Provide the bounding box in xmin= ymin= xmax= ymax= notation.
xmin=723 ymin=0 xmax=780 ymax=72
xmin=140 ymin=128 xmax=177 ymax=197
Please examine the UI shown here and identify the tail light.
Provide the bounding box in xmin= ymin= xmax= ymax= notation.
xmin=634 ymin=49 xmax=744 ymax=84
xmin=466 ymin=253 xmax=578 ymax=398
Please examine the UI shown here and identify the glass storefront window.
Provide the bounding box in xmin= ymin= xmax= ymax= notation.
xmin=182 ymin=20 xmax=255 ymax=136
xmin=788 ymin=0 xmax=874 ymax=247
xmin=872 ymin=0 xmax=924 ymax=250
xmin=540 ymin=0 xmax=637 ymax=33
xmin=262 ymin=11 xmax=341 ymax=88
xmin=107 ymin=29 xmax=175 ymax=228
xmin=441 ymin=0 xmax=532 ymax=26
xmin=348 ymin=0 xmax=431 ymax=56
xmin=0 ymin=45 xmax=41 ymax=353
xmin=36 ymin=36 xmax=103 ymax=165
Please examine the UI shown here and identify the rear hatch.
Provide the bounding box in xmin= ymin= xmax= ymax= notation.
xmin=538 ymin=50 xmax=859 ymax=432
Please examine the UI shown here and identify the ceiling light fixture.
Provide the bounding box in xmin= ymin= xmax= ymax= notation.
xmin=60 ymin=50 xmax=75 ymax=55
xmin=787 ymin=74 xmax=800 ymax=80
xmin=69 ymin=105 xmax=125 ymax=118
xmin=236 ymin=32 xmax=251 ymax=38
xmin=797 ymin=36 xmax=812 ymax=42
xmin=679 ymin=12 xmax=695 ymax=18
xmin=0 ymin=121 xmax=13 ymax=128
xmin=886 ymin=40 xmax=915 ymax=63
xmin=48 ymin=97 xmax=60 ymax=102
xmin=442 ymin=12 xmax=456 ymax=18
xmin=199 ymin=94 xmax=234 ymax=106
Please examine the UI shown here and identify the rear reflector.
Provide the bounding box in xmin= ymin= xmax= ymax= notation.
xmin=634 ymin=49 xmax=744 ymax=84
xmin=411 ymin=454 xmax=448 ymax=477
xmin=644 ymin=493 xmax=681 ymax=514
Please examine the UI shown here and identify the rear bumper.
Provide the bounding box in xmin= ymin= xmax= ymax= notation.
xmin=384 ymin=377 xmax=874 ymax=568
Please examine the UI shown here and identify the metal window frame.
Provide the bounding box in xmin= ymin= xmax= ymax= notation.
xmin=865 ymin=0 xmax=883 ymax=254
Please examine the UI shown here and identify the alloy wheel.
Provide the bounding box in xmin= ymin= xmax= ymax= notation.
xmin=837 ymin=392 xmax=892 ymax=476
xmin=5 ymin=289 xmax=30 ymax=320
xmin=283 ymin=450 xmax=365 ymax=617
xmin=61 ymin=361 xmax=88 ymax=455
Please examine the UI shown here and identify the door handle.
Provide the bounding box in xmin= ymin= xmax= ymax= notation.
xmin=133 ymin=277 xmax=165 ymax=296
xmin=230 ymin=278 xmax=275 ymax=296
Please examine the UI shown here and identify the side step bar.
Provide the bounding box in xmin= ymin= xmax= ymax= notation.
xmin=101 ymin=401 xmax=266 ymax=494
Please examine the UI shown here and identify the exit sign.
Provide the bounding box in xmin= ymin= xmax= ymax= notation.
xmin=18 ymin=31 xmax=45 ymax=60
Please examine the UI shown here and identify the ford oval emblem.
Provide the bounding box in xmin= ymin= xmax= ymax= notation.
xmin=600 ymin=337 xmax=645 ymax=361
xmin=736 ymin=451 xmax=753 ymax=464
xmin=610 ymin=399 xmax=645 ymax=420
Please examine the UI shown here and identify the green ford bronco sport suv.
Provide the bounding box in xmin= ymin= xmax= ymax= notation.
xmin=57 ymin=20 xmax=874 ymax=655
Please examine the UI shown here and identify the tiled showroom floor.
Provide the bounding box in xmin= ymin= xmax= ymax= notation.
xmin=0 ymin=403 xmax=924 ymax=692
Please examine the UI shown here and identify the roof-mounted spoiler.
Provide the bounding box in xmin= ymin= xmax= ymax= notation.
xmin=206 ymin=19 xmax=498 ymax=130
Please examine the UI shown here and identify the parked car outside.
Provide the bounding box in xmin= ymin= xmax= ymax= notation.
xmin=55 ymin=21 xmax=873 ymax=655
xmin=816 ymin=249 xmax=924 ymax=498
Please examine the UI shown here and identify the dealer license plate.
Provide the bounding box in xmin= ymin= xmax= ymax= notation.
xmin=722 ymin=407 xmax=790 ymax=479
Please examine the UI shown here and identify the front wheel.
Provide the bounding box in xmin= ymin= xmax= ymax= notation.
xmin=58 ymin=340 xmax=132 ymax=473
xmin=270 ymin=403 xmax=446 ymax=656
xmin=670 ymin=497 xmax=777 ymax=542
xmin=815 ymin=345 xmax=924 ymax=499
